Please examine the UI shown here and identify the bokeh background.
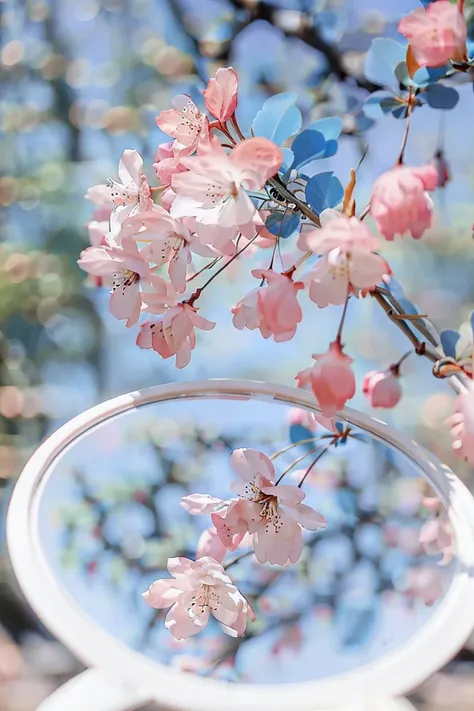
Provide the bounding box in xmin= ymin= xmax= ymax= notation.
xmin=1 ymin=0 xmax=474 ymax=708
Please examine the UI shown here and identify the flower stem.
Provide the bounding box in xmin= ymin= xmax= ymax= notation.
xmin=297 ymin=445 xmax=331 ymax=488
xmin=186 ymin=233 xmax=260 ymax=306
xmin=230 ymin=114 xmax=246 ymax=142
xmin=274 ymin=445 xmax=321 ymax=484
xmin=336 ymin=293 xmax=350 ymax=344
xmin=391 ymin=349 xmax=414 ymax=375
xmin=396 ymin=99 xmax=413 ymax=165
xmin=270 ymin=436 xmax=321 ymax=460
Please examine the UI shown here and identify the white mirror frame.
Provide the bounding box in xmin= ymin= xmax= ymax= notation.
xmin=7 ymin=379 xmax=474 ymax=711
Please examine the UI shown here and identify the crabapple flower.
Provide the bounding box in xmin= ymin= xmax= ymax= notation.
xmin=120 ymin=209 xmax=215 ymax=292
xmin=87 ymin=150 xmax=152 ymax=221
xmin=196 ymin=527 xmax=227 ymax=563
xmin=232 ymin=288 xmax=261 ymax=332
xmin=296 ymin=340 xmax=356 ymax=416
xmin=251 ymin=269 xmax=304 ymax=342
xmin=362 ymin=368 xmax=402 ymax=409
xmin=136 ymin=303 xmax=215 ymax=368
xmin=156 ymin=95 xmax=209 ymax=157
xmin=213 ymin=448 xmax=327 ymax=565
xmin=370 ymin=164 xmax=439 ymax=241
xmin=78 ymin=238 xmax=163 ymax=327
xmin=171 ymin=138 xmax=282 ymax=229
xmin=232 ymin=270 xmax=303 ymax=342
xmin=203 ymin=67 xmax=239 ymax=122
xmin=142 ymin=556 xmax=255 ymax=639
xmin=305 ymin=217 xmax=391 ymax=307
xmin=447 ymin=386 xmax=474 ymax=466
xmin=398 ymin=1 xmax=467 ymax=68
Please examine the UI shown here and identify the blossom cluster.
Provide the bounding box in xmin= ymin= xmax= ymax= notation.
xmin=80 ymin=0 xmax=470 ymax=641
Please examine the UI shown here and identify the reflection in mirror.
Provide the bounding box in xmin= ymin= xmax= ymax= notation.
xmin=38 ymin=396 xmax=454 ymax=685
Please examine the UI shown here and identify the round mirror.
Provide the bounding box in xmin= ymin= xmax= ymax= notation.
xmin=7 ymin=380 xmax=474 ymax=711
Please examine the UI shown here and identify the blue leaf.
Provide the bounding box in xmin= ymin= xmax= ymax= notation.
xmin=305 ymin=172 xmax=344 ymax=214
xmin=290 ymin=117 xmax=342 ymax=170
xmin=441 ymin=330 xmax=461 ymax=358
xmin=291 ymin=130 xmax=326 ymax=171
xmin=265 ymin=210 xmax=301 ymax=239
xmin=424 ymin=83 xmax=459 ymax=109
xmin=365 ymin=39 xmax=407 ymax=93
xmin=279 ymin=147 xmax=294 ymax=178
xmin=306 ymin=116 xmax=343 ymax=143
xmin=412 ymin=65 xmax=450 ymax=87
xmin=252 ymin=92 xmax=303 ymax=146
xmin=289 ymin=423 xmax=316 ymax=451
xmin=363 ymin=91 xmax=402 ymax=119
xmin=470 ymin=311 xmax=474 ymax=338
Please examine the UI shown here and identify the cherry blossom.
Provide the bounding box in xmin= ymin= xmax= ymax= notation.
xmin=370 ymin=164 xmax=439 ymax=241
xmin=142 ymin=556 xmax=255 ymax=639
xmin=362 ymin=368 xmax=402 ymax=409
xmin=212 ymin=448 xmax=327 ymax=565
xmin=296 ymin=340 xmax=356 ymax=416
xmin=203 ymin=67 xmax=239 ymax=123
xmin=136 ymin=303 xmax=215 ymax=368
xmin=251 ymin=269 xmax=304 ymax=342
xmin=87 ymin=150 xmax=152 ymax=223
xmin=156 ymin=95 xmax=209 ymax=157
xmin=170 ymin=138 xmax=282 ymax=229
xmin=398 ymin=1 xmax=467 ymax=68
xmin=447 ymin=386 xmax=474 ymax=466
xmin=120 ymin=209 xmax=215 ymax=292
xmin=305 ymin=217 xmax=391 ymax=307
xmin=78 ymin=238 xmax=164 ymax=327
xmin=231 ymin=288 xmax=261 ymax=332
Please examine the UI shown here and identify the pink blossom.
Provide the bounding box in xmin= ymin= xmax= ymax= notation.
xmin=136 ymin=303 xmax=215 ymax=368
xmin=370 ymin=165 xmax=439 ymax=241
xmin=203 ymin=67 xmax=239 ymax=122
xmin=87 ymin=150 xmax=152 ymax=221
xmin=196 ymin=527 xmax=227 ymax=563
xmin=78 ymin=238 xmax=163 ymax=327
xmin=398 ymin=1 xmax=467 ymax=68
xmin=419 ymin=498 xmax=453 ymax=565
xmin=447 ymin=387 xmax=474 ymax=466
xmin=156 ymin=95 xmax=209 ymax=156
xmin=142 ymin=556 xmax=255 ymax=639
xmin=120 ymin=209 xmax=215 ymax=292
xmin=245 ymin=269 xmax=304 ymax=342
xmin=362 ymin=368 xmax=402 ymax=409
xmin=296 ymin=340 xmax=356 ymax=416
xmin=305 ymin=217 xmax=390 ymax=307
xmin=232 ymin=288 xmax=261 ymax=332
xmin=213 ymin=448 xmax=327 ymax=565
xmin=170 ymin=138 xmax=282 ymax=229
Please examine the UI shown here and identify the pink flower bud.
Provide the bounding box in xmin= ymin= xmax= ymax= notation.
xmin=362 ymin=369 xmax=402 ymax=409
xmin=370 ymin=164 xmax=439 ymax=241
xmin=203 ymin=67 xmax=239 ymax=123
xmin=398 ymin=1 xmax=467 ymax=68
